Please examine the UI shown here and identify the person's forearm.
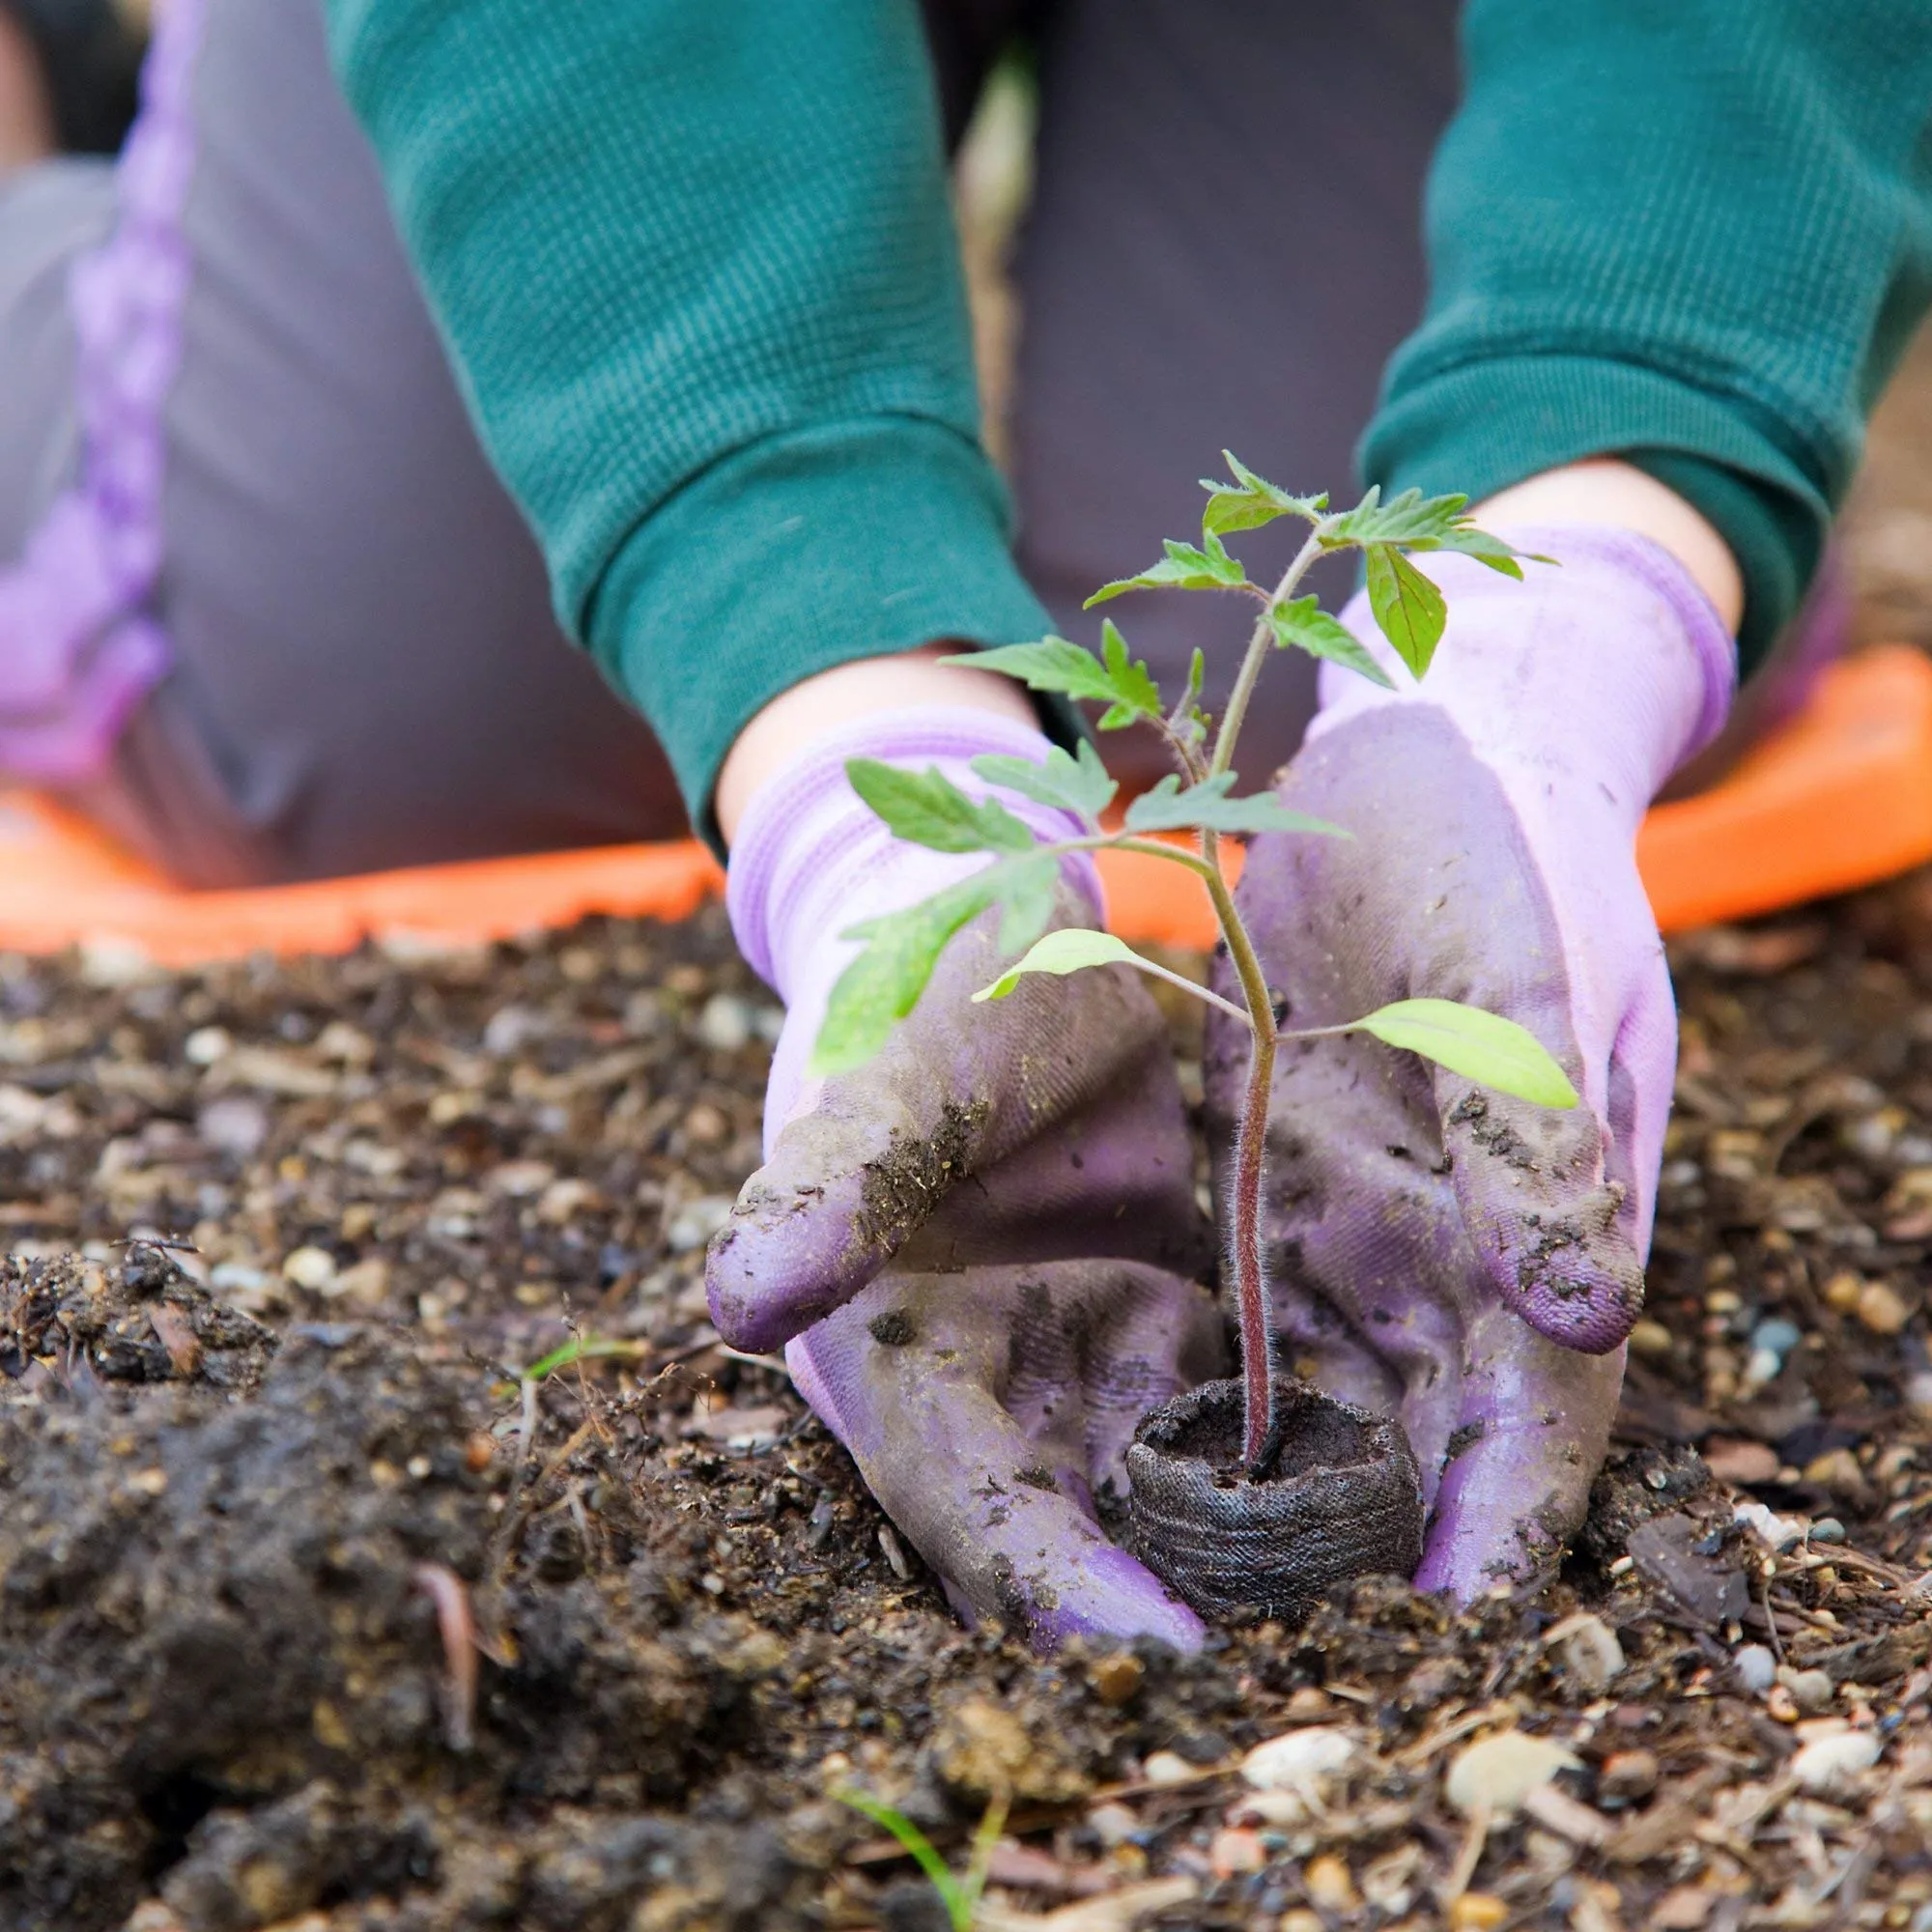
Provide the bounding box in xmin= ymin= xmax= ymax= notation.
xmin=1364 ymin=0 xmax=1932 ymax=672
xmin=324 ymin=0 xmax=1053 ymax=846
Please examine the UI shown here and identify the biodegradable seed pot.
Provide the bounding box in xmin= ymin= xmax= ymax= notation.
xmin=1125 ymin=1374 xmax=1425 ymax=1622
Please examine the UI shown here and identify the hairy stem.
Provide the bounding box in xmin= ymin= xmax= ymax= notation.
xmin=1209 ymin=530 xmax=1322 ymax=780
xmin=1202 ymin=859 xmax=1281 ymax=1470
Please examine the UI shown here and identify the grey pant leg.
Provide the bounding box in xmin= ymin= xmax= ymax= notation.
xmin=1011 ymin=0 xmax=1460 ymax=789
xmin=80 ymin=0 xmax=680 ymax=887
xmin=0 ymin=157 xmax=111 ymax=556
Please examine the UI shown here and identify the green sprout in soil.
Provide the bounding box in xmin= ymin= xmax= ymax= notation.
xmin=810 ymin=456 xmax=1578 ymax=1472
xmin=836 ymin=1785 xmax=1009 ymax=1931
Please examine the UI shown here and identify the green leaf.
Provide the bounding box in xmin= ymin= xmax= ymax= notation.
xmin=1085 ymin=532 xmax=1252 ymax=606
xmin=1350 ymin=998 xmax=1579 ymax=1109
xmin=941 ymin=629 xmax=1163 ymax=732
xmin=1200 ymin=451 xmax=1327 ymax=539
xmin=971 ymin=739 xmax=1118 ymax=822
xmin=834 ymin=1792 xmax=971 ymax=1929
xmin=1364 ymin=545 xmax=1446 ymax=678
xmin=808 ymin=854 xmax=1057 ymax=1076
xmin=1316 ymin=485 xmax=1537 ymax=578
xmin=1095 ymin=619 xmax=1165 ymax=727
xmin=973 ymin=927 xmax=1159 ymax=1003
xmin=1124 ymin=772 xmax=1347 ymax=838
xmin=846 ymin=758 xmax=1036 ymax=855
xmin=1268 ymin=594 xmax=1395 ymax=690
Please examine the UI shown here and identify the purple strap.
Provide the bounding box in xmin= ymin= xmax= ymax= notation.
xmin=0 ymin=0 xmax=205 ymax=781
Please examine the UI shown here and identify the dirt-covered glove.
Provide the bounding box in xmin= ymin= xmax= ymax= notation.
xmin=1207 ymin=528 xmax=1736 ymax=1599
xmin=708 ymin=710 xmax=1221 ymax=1650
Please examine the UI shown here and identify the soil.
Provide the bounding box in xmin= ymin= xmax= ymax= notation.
xmin=0 ymin=876 xmax=1928 ymax=1932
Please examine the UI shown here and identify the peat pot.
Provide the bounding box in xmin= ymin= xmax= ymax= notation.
xmin=1125 ymin=1375 xmax=1425 ymax=1623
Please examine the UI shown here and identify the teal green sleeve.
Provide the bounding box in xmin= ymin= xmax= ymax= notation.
xmin=1360 ymin=1 xmax=1932 ymax=670
xmin=323 ymin=0 xmax=1051 ymax=842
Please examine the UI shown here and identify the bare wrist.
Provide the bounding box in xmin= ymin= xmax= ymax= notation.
xmin=714 ymin=645 xmax=1041 ymax=845
xmin=1476 ymin=460 xmax=1744 ymax=633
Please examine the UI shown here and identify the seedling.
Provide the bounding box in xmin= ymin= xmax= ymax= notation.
xmin=836 ymin=1785 xmax=1009 ymax=1931
xmin=809 ymin=458 xmax=1576 ymax=1557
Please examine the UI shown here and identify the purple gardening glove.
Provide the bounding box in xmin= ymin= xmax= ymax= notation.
xmin=1208 ymin=528 xmax=1736 ymax=1599
xmin=708 ymin=709 xmax=1223 ymax=1650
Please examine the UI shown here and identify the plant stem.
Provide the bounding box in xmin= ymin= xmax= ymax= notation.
xmin=1203 ymin=530 xmax=1322 ymax=1471
xmin=1210 ymin=530 xmax=1322 ymax=780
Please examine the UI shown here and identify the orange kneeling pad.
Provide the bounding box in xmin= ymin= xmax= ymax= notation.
xmin=0 ymin=644 xmax=1927 ymax=966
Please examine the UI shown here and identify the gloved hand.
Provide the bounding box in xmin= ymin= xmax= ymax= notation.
xmin=708 ymin=709 xmax=1222 ymax=1650
xmin=1207 ymin=528 xmax=1735 ymax=1599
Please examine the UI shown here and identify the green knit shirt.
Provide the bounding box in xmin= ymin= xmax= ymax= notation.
xmin=324 ymin=0 xmax=1932 ymax=838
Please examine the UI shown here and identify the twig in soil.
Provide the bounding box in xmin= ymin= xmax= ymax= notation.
xmin=1758 ymin=1569 xmax=1786 ymax=1665
xmin=1437 ymin=1801 xmax=1491 ymax=1905
xmin=412 ymin=1562 xmax=479 ymax=1752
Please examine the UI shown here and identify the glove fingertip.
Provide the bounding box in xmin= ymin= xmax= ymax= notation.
xmin=1488 ymin=1230 xmax=1644 ymax=1355
xmin=703 ymin=1177 xmax=876 ymax=1351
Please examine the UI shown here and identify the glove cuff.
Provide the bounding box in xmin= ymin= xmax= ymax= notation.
xmin=726 ymin=705 xmax=1102 ymax=1002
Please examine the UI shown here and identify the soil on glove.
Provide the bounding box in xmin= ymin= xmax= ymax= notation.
xmin=0 ymin=878 xmax=1929 ymax=1932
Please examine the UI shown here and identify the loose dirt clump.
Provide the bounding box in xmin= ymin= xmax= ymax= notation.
xmin=0 ymin=889 xmax=1928 ymax=1927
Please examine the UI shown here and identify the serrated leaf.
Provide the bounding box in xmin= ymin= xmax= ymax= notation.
xmin=1124 ymin=772 xmax=1347 ymax=838
xmin=972 ymin=739 xmax=1118 ymax=822
xmin=942 ymin=629 xmax=1163 ymax=732
xmin=1351 ymin=998 xmax=1579 ymax=1109
xmin=1094 ymin=619 xmax=1166 ymax=728
xmin=846 ymin=758 xmax=1037 ymax=855
xmin=973 ymin=927 xmax=1157 ymax=1002
xmin=808 ymin=854 xmax=1058 ymax=1077
xmin=1364 ymin=545 xmax=1446 ymax=678
xmin=1085 ymin=532 xmax=1251 ymax=606
xmin=1200 ymin=451 xmax=1327 ymax=538
xmin=947 ymin=636 xmax=1116 ymax=703
xmin=1268 ymin=595 xmax=1396 ymax=690
xmin=1317 ymin=485 xmax=1537 ymax=580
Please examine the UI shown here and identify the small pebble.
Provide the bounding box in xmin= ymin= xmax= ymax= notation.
xmin=1283 ymin=1685 xmax=1335 ymax=1722
xmin=1236 ymin=1731 xmax=1360 ymax=1816
xmin=1857 ymin=1280 xmax=1911 ymax=1335
xmin=1303 ymin=1854 xmax=1358 ymax=1914
xmin=696 ymin=993 xmax=753 ymax=1052
xmin=1750 ymin=1317 xmax=1803 ymax=1359
xmin=1551 ymin=1613 xmax=1625 ymax=1693
xmin=1209 ymin=1828 xmax=1264 ymax=1879
xmin=1450 ymin=1892 xmax=1509 ymax=1932
xmin=1445 ymin=1731 xmax=1579 ymax=1818
xmin=1732 ymin=1644 xmax=1777 ymax=1693
xmin=1811 ymin=1516 xmax=1847 ymax=1545
xmin=183 ymin=1024 xmax=232 ymax=1065
xmin=1804 ymin=1447 xmax=1866 ymax=1495
xmin=281 ymin=1245 xmax=338 ymax=1292
xmin=1765 ymin=1686 xmax=1801 ymax=1723
xmin=665 ymin=1194 xmax=734 ymax=1253
xmin=1089 ymin=1651 xmax=1145 ymax=1708
xmin=1087 ymin=1802 xmax=1138 ymax=1848
xmin=1778 ymin=1665 xmax=1835 ymax=1715
xmin=1824 ymin=1270 xmax=1865 ymax=1312
xmin=1628 ymin=1319 xmax=1673 ymax=1358
xmin=1141 ymin=1750 xmax=1195 ymax=1787
xmin=1790 ymin=1728 xmax=1881 ymax=1792
xmin=1598 ymin=1748 xmax=1659 ymax=1806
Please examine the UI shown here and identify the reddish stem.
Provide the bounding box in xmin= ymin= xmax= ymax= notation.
xmin=1233 ymin=1024 xmax=1277 ymax=1471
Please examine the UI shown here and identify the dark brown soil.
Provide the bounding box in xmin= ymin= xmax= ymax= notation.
xmin=0 ymin=882 xmax=1928 ymax=1932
